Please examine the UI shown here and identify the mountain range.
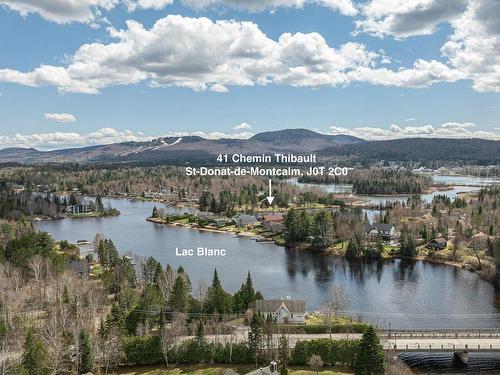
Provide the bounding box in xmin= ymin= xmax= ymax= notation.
xmin=0 ymin=129 xmax=498 ymax=165
xmin=0 ymin=129 xmax=362 ymax=164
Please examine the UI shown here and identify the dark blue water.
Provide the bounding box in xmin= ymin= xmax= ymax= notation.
xmin=36 ymin=197 xmax=500 ymax=330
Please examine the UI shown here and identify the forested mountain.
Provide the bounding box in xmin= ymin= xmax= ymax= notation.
xmin=0 ymin=130 xmax=498 ymax=165
xmin=0 ymin=129 xmax=363 ymax=164
xmin=321 ymin=138 xmax=500 ymax=165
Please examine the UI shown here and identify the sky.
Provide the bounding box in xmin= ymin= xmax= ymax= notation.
xmin=0 ymin=0 xmax=499 ymax=149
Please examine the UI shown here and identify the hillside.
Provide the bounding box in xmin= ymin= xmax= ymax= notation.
xmin=321 ymin=138 xmax=500 ymax=165
xmin=0 ymin=129 xmax=363 ymax=164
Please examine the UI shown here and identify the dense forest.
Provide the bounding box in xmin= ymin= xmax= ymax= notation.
xmin=0 ymin=182 xmax=117 ymax=219
xmin=299 ymin=168 xmax=431 ymax=195
xmin=322 ymin=138 xmax=500 ymax=166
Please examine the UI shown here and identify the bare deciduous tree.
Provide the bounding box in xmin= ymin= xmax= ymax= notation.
xmin=40 ymin=312 xmax=69 ymax=375
xmin=99 ymin=328 xmax=124 ymax=375
xmin=322 ymin=285 xmax=350 ymax=339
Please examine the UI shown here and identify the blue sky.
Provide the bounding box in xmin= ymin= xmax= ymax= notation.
xmin=0 ymin=0 xmax=499 ymax=149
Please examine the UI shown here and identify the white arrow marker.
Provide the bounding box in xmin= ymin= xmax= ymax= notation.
xmin=266 ymin=178 xmax=274 ymax=205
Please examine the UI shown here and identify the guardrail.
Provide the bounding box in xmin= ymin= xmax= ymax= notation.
xmin=384 ymin=343 xmax=500 ymax=352
xmin=378 ymin=329 xmax=500 ymax=339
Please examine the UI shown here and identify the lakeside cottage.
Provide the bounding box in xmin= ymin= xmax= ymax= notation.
xmin=65 ymin=259 xmax=90 ymax=277
xmin=255 ymin=299 xmax=306 ymax=324
xmin=426 ymin=237 xmax=448 ymax=250
xmin=233 ymin=214 xmax=259 ymax=228
xmin=365 ymin=223 xmax=397 ymax=241
xmin=65 ymin=204 xmax=93 ymax=215
xmin=259 ymin=213 xmax=284 ymax=232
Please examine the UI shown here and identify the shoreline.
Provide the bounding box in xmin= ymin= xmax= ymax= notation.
xmin=145 ymin=216 xmax=494 ymax=281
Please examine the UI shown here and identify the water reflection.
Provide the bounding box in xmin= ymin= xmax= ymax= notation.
xmin=37 ymin=197 xmax=500 ymax=329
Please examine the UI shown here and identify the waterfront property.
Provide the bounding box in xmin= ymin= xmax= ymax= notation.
xmin=255 ymin=299 xmax=306 ymax=324
xmin=65 ymin=259 xmax=91 ymax=277
xmin=365 ymin=223 xmax=397 ymax=241
xmin=65 ymin=204 xmax=93 ymax=215
xmin=259 ymin=213 xmax=284 ymax=232
xmin=234 ymin=214 xmax=260 ymax=228
xmin=427 ymin=237 xmax=448 ymax=250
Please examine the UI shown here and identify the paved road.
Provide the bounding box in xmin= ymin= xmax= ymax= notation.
xmin=198 ymin=329 xmax=500 ymax=352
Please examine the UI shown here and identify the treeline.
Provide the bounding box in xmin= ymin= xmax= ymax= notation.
xmin=198 ymin=186 xmax=290 ymax=214
xmin=322 ymin=138 xmax=500 ymax=165
xmin=284 ymin=208 xmax=364 ymax=248
xmin=300 ymin=168 xmax=431 ymax=195
xmin=0 ymin=182 xmax=119 ymax=219
xmin=352 ymin=169 xmax=430 ymax=195
xmin=94 ymin=235 xmax=263 ymax=322
xmin=117 ymin=326 xmax=384 ymax=375
xmin=0 ymin=165 xmax=307 ymax=207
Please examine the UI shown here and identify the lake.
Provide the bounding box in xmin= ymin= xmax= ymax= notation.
xmin=37 ymin=196 xmax=500 ymax=330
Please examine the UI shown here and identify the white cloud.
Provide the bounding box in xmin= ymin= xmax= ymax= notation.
xmin=355 ymin=0 xmax=468 ymax=39
xmin=329 ymin=122 xmax=499 ymax=140
xmin=0 ymin=128 xmax=151 ymax=149
xmin=180 ymin=0 xmax=357 ymax=15
xmin=354 ymin=0 xmax=500 ymax=92
xmin=0 ymin=0 xmax=118 ymax=24
xmin=1 ymin=15 xmax=471 ymax=93
xmin=0 ymin=0 xmax=356 ymax=24
xmin=209 ymin=83 xmax=229 ymax=93
xmin=124 ymin=0 xmax=173 ymax=12
xmin=441 ymin=0 xmax=500 ymax=93
xmin=0 ymin=128 xmax=256 ymax=149
xmin=44 ymin=112 xmax=76 ymax=123
xmin=233 ymin=122 xmax=252 ymax=130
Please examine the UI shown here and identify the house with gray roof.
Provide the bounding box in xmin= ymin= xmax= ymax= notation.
xmin=255 ymin=299 xmax=306 ymax=324
xmin=233 ymin=214 xmax=259 ymax=228
xmin=365 ymin=223 xmax=397 ymax=241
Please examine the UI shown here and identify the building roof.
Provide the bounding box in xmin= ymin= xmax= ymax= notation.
xmin=255 ymin=299 xmax=305 ymax=314
xmin=365 ymin=223 xmax=395 ymax=234
xmin=245 ymin=366 xmax=278 ymax=375
xmin=261 ymin=213 xmax=284 ymax=222
xmin=233 ymin=214 xmax=259 ymax=225
xmin=66 ymin=259 xmax=90 ymax=275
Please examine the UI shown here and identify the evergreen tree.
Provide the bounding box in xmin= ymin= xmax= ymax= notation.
xmin=354 ymin=326 xmax=385 ymax=375
xmin=95 ymin=195 xmax=105 ymax=212
xmin=312 ymin=210 xmax=334 ymax=248
xmin=22 ymin=328 xmax=48 ymax=375
xmin=233 ymin=271 xmax=261 ymax=313
xmin=195 ymin=320 xmax=207 ymax=363
xmin=78 ymin=329 xmax=94 ymax=374
xmin=170 ymin=274 xmax=190 ymax=312
xmin=205 ymin=269 xmax=232 ymax=314
xmin=345 ymin=239 xmax=361 ymax=258
xmin=278 ymin=334 xmax=289 ymax=375
xmin=248 ymin=312 xmax=264 ymax=367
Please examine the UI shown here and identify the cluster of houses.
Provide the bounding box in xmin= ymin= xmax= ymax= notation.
xmin=364 ymin=222 xmax=451 ymax=251
xmin=198 ymin=212 xmax=285 ymax=233
xmin=143 ymin=187 xmax=198 ymax=203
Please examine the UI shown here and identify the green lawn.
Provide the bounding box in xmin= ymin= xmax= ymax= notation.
xmin=115 ymin=365 xmax=353 ymax=375
xmin=306 ymin=313 xmax=356 ymax=326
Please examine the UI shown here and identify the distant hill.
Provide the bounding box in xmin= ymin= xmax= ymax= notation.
xmin=321 ymin=138 xmax=500 ymax=165
xmin=0 ymin=129 xmax=364 ymax=164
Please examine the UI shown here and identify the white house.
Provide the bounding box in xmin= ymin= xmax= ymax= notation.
xmin=365 ymin=223 xmax=397 ymax=241
xmin=255 ymin=299 xmax=306 ymax=324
